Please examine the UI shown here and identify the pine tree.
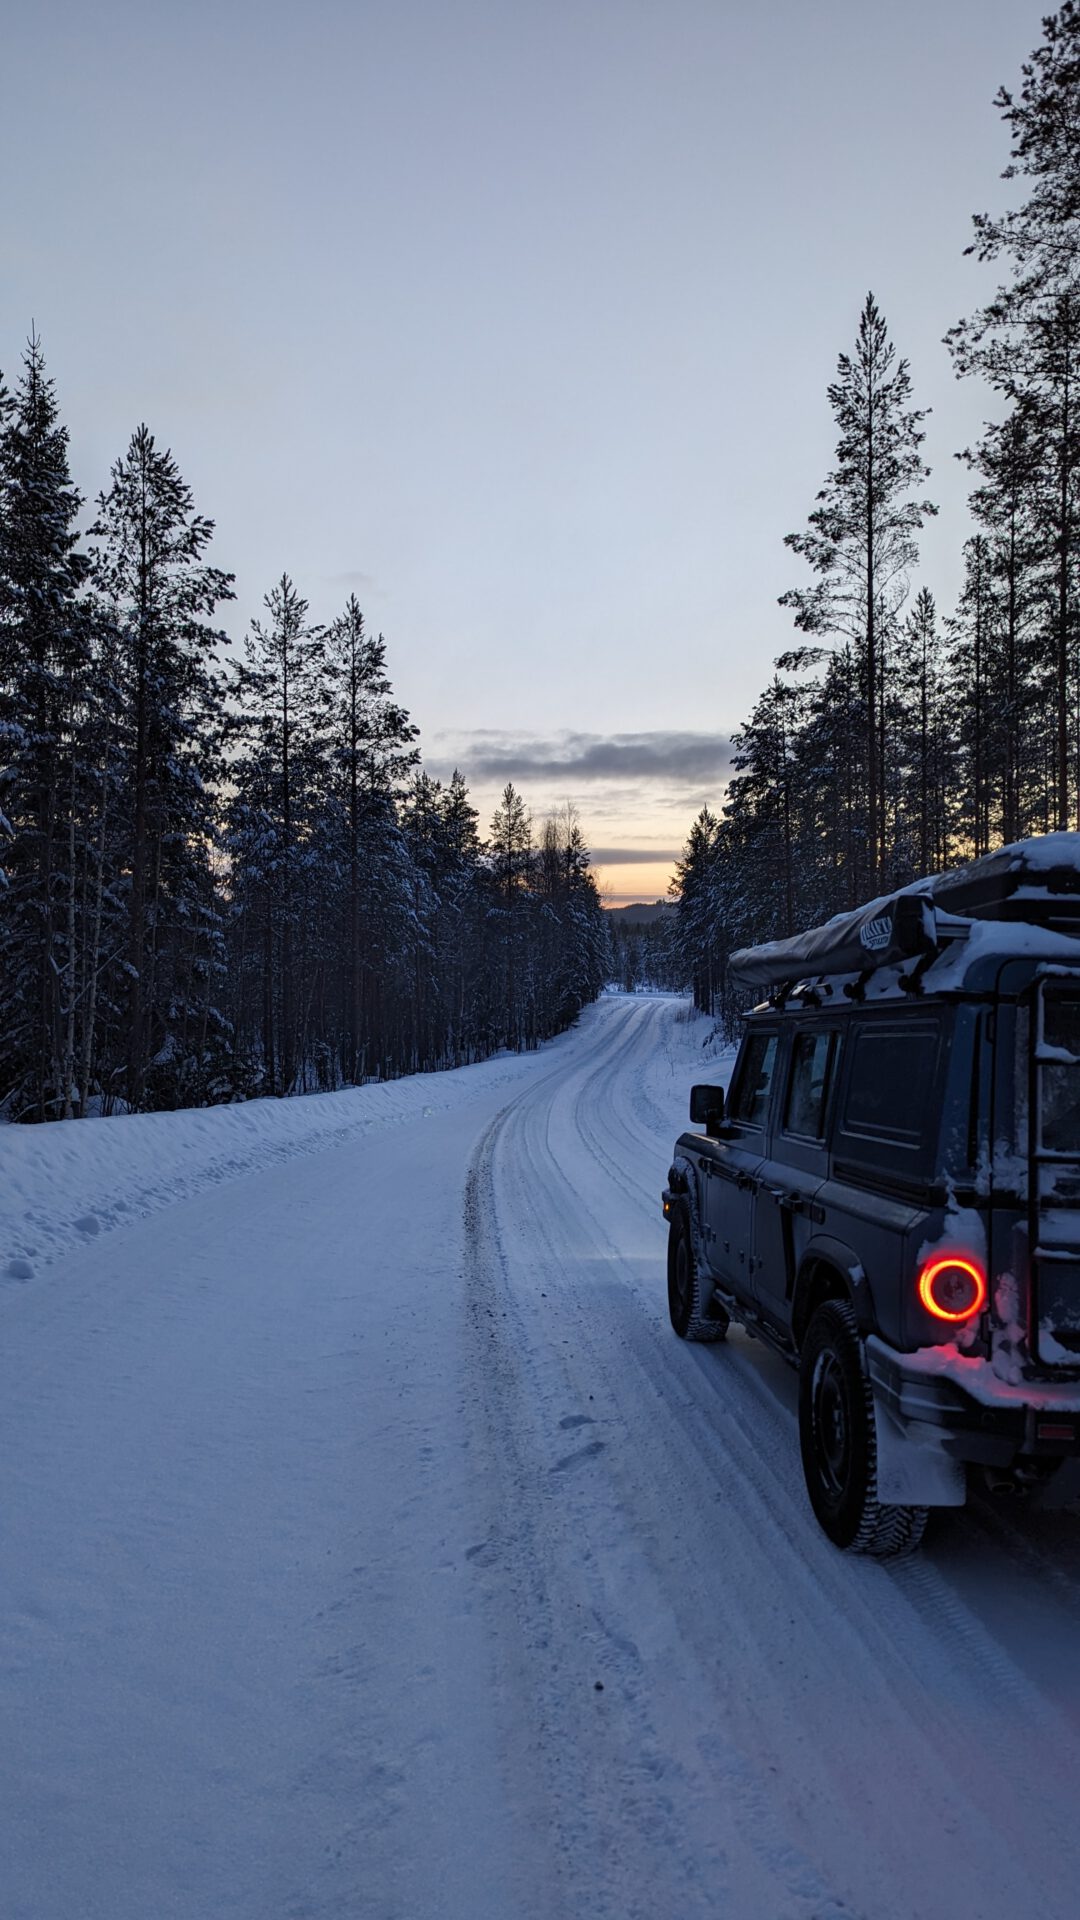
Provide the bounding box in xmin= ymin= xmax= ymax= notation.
xmin=324 ymin=596 xmax=419 ymax=1080
xmin=959 ymin=408 xmax=1045 ymax=842
xmin=439 ymin=770 xmax=483 ymax=1059
xmin=782 ymin=294 xmax=936 ymax=890
xmin=947 ymin=6 xmax=1080 ymax=825
xmin=535 ymin=803 xmax=610 ymax=1030
xmin=487 ymin=782 xmax=532 ymax=1046
xmin=0 ymin=359 xmax=18 ymax=881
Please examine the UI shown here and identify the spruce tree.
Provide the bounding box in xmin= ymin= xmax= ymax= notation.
xmin=891 ymin=588 xmax=952 ymax=873
xmin=91 ymin=425 xmax=233 ymax=1109
xmin=225 ymin=575 xmax=326 ymax=1095
xmin=0 ymin=333 xmax=92 ymax=1120
xmin=670 ymin=807 xmax=721 ymax=1014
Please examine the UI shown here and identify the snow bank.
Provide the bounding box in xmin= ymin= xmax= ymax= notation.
xmin=0 ymin=993 xmax=723 ymax=1285
xmin=0 ymin=1037 xmax=574 ymax=1282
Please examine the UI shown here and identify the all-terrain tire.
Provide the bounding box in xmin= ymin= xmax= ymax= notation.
xmin=667 ymin=1202 xmax=728 ymax=1343
xmin=798 ymin=1299 xmax=927 ymax=1557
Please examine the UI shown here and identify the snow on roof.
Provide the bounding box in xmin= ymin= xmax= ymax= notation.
xmin=730 ymin=834 xmax=1080 ymax=996
xmin=961 ymin=830 xmax=1080 ymax=874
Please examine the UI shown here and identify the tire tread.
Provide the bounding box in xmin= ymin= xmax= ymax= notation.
xmin=668 ymin=1202 xmax=728 ymax=1343
xmin=801 ymin=1299 xmax=928 ymax=1558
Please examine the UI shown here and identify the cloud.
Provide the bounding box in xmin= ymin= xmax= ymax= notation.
xmin=590 ymin=846 xmax=682 ymax=866
xmin=444 ymin=729 xmax=733 ymax=785
xmin=326 ymin=570 xmax=380 ymax=592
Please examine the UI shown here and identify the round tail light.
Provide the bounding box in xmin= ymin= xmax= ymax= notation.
xmin=917 ymin=1254 xmax=987 ymax=1324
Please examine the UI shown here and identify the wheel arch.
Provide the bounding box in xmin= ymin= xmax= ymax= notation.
xmin=792 ymin=1238 xmax=874 ymax=1351
xmin=666 ymin=1153 xmax=708 ymax=1264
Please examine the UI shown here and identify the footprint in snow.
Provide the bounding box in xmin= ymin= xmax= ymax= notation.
xmin=550 ymin=1440 xmax=605 ymax=1472
xmin=465 ymin=1540 xmax=499 ymax=1567
xmin=559 ymin=1414 xmax=595 ymax=1431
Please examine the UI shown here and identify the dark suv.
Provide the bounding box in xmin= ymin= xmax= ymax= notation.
xmin=663 ymin=835 xmax=1080 ymax=1555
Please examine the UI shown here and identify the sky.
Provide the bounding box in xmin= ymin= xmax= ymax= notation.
xmin=2 ymin=0 xmax=1038 ymax=904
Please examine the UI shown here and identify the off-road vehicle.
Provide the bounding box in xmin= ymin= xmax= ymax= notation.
xmin=663 ymin=833 xmax=1080 ymax=1555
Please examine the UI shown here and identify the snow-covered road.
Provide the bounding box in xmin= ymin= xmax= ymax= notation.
xmin=3 ymin=995 xmax=1080 ymax=1919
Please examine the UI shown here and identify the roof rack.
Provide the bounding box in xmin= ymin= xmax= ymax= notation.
xmin=728 ymin=833 xmax=1080 ymax=993
xmin=926 ymin=831 xmax=1080 ymax=927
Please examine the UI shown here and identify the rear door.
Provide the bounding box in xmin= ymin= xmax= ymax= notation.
xmin=1029 ymin=972 xmax=1080 ymax=1368
xmin=825 ymin=1011 xmax=948 ymax=1347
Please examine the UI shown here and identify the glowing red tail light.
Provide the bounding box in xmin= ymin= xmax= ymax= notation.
xmin=917 ymin=1254 xmax=987 ymax=1324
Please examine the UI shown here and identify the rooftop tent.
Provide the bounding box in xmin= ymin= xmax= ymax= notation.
xmin=727 ymin=833 xmax=1080 ymax=993
xmin=728 ymin=892 xmax=936 ymax=992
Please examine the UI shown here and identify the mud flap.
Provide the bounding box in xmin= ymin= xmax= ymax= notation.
xmin=873 ymin=1400 xmax=967 ymax=1508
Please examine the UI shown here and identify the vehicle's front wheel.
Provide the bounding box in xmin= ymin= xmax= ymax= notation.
xmin=798 ymin=1299 xmax=927 ymax=1557
xmin=667 ymin=1203 xmax=728 ymax=1343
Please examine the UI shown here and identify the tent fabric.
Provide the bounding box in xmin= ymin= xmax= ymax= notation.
xmin=727 ymin=835 xmax=1080 ymax=993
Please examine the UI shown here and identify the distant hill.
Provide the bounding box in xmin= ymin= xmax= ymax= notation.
xmin=605 ymin=901 xmax=674 ymax=925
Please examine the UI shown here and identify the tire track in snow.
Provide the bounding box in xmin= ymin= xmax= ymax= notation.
xmin=464 ymin=1127 xmax=844 ymax=1917
xmin=463 ymin=1002 xmax=862 ymax=1919
xmin=463 ymin=994 xmax=1080 ymax=1920
xmin=537 ymin=1051 xmax=1080 ymax=1911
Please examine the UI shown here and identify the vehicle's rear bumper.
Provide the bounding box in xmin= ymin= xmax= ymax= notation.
xmin=866 ymin=1335 xmax=1080 ymax=1472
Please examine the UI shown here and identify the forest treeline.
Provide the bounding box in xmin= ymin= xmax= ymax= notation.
xmin=670 ymin=3 xmax=1080 ymax=1028
xmin=608 ymin=911 xmax=684 ymax=993
xmin=0 ymin=375 xmax=609 ymax=1121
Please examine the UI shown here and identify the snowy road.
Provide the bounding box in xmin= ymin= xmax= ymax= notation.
xmin=4 ymin=995 xmax=1080 ymax=1919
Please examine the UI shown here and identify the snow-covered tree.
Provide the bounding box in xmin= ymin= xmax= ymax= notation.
xmin=91 ymin=424 xmax=233 ymax=1109
xmin=0 ymin=333 xmax=92 ymax=1120
xmin=224 ymin=574 xmax=328 ymax=1094
xmin=782 ymin=294 xmax=936 ymax=892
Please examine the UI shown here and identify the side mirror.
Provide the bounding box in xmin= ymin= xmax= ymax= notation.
xmin=689 ymin=1084 xmax=726 ymax=1130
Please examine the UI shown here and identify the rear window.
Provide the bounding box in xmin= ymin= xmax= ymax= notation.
xmin=1040 ymin=990 xmax=1080 ymax=1153
xmin=837 ymin=1019 xmax=943 ymax=1182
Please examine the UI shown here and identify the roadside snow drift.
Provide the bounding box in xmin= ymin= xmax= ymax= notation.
xmin=0 ymin=1039 xmax=588 ymax=1281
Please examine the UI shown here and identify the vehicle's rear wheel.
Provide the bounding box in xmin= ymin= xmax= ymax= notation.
xmin=667 ymin=1202 xmax=728 ymax=1343
xmin=798 ymin=1299 xmax=927 ymax=1557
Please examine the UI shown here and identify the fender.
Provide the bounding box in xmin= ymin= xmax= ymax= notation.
xmin=795 ymin=1234 xmax=876 ymax=1336
xmin=666 ymin=1151 xmax=710 ymax=1272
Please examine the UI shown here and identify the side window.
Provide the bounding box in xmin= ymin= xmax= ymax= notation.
xmin=1040 ymin=989 xmax=1080 ymax=1151
xmin=729 ymin=1031 xmax=779 ymax=1129
xmin=837 ymin=1019 xmax=943 ymax=1180
xmin=784 ymin=1031 xmax=834 ymax=1140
